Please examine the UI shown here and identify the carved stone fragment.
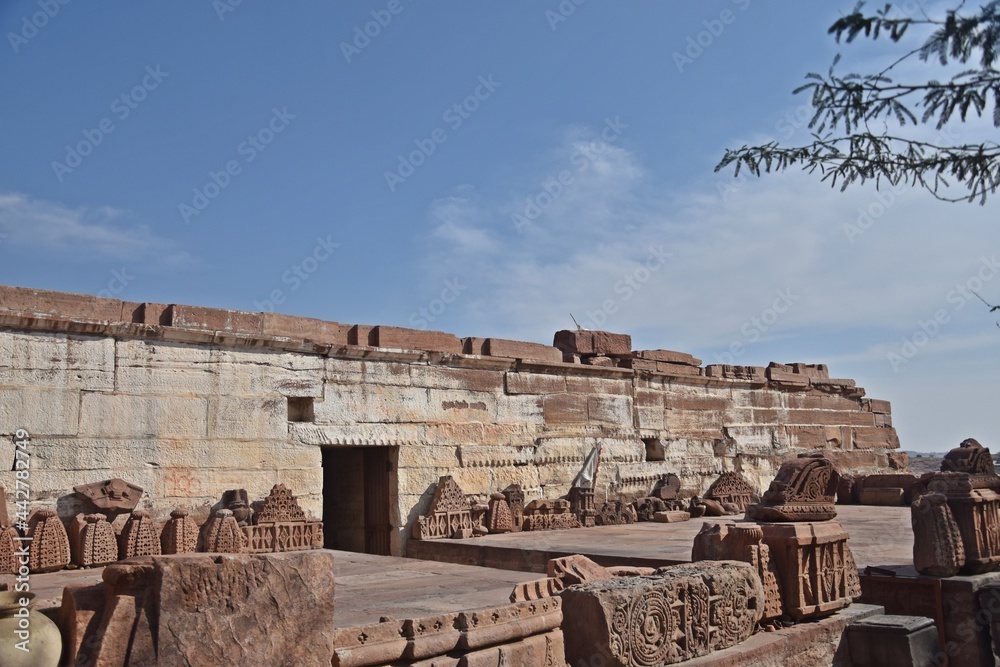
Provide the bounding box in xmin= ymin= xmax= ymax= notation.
xmin=0 ymin=525 xmax=18 ymax=575
xmin=486 ymin=493 xmax=513 ymax=534
xmin=704 ymin=471 xmax=758 ymax=512
xmin=502 ymin=484 xmax=524 ymax=533
xmin=74 ymin=478 xmax=143 ymax=512
xmin=691 ymin=522 xmax=783 ymax=621
xmin=27 ymin=508 xmax=70 ymax=573
xmin=118 ymin=510 xmax=161 ymax=559
xmin=747 ymin=454 xmax=839 ymax=522
xmin=632 ymin=497 xmax=667 ymax=522
xmin=758 ymin=520 xmax=861 ymax=620
xmin=652 ymin=511 xmax=690 ymax=523
xmin=596 ymin=500 xmax=635 ymax=526
xmin=911 ymin=492 xmax=965 ymax=577
xmin=560 ymin=561 xmax=764 ymax=666
xmin=650 ymin=473 xmax=681 ymax=500
xmin=568 ymin=486 xmax=597 ymax=527
xmin=942 ymin=438 xmax=996 ymax=475
xmin=160 ymin=507 xmax=199 ymax=555
xmin=222 ymin=488 xmax=253 ymax=526
xmin=412 ymin=476 xmax=474 ymax=540
xmin=198 ymin=509 xmax=247 ymax=553
xmin=926 ymin=472 xmax=1000 ymax=574
xmin=75 ymin=513 xmax=118 ymax=567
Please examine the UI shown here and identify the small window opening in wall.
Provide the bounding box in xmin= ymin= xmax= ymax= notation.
xmin=644 ymin=437 xmax=665 ymax=462
xmin=287 ymin=396 xmax=315 ymax=423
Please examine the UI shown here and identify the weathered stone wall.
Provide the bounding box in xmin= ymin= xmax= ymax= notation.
xmin=0 ymin=285 xmax=902 ymax=555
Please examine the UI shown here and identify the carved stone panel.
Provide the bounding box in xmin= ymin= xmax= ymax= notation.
xmin=412 ymin=476 xmax=475 ymax=540
xmin=560 ymin=561 xmax=763 ymax=666
xmin=758 ymin=520 xmax=860 ymax=620
xmin=704 ymin=471 xmax=758 ymax=512
xmin=119 ymin=510 xmax=161 ymax=559
xmin=942 ymin=438 xmax=996 ymax=475
xmin=596 ymin=500 xmax=635 ymax=526
xmin=569 ymin=486 xmax=597 ymax=527
xmin=254 ymin=484 xmax=307 ymax=524
xmin=160 ymin=507 xmax=199 ymax=555
xmin=27 ymin=508 xmax=70 ymax=573
xmin=691 ymin=522 xmax=783 ymax=622
xmin=911 ymin=493 xmax=965 ymax=577
xmin=747 ymin=455 xmax=839 ymax=522
xmin=244 ymin=522 xmax=324 ymax=553
xmin=633 ymin=498 xmax=667 ymax=522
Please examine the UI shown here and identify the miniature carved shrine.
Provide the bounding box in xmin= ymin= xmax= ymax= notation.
xmin=244 ymin=484 xmax=324 ymax=553
xmin=704 ymin=471 xmax=758 ymax=512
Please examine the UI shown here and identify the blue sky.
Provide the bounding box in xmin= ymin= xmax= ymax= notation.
xmin=2 ymin=1 xmax=998 ymax=452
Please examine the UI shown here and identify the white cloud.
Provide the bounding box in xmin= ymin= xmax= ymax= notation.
xmin=0 ymin=192 xmax=192 ymax=265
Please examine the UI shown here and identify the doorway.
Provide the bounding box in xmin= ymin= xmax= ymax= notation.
xmin=321 ymin=446 xmax=396 ymax=555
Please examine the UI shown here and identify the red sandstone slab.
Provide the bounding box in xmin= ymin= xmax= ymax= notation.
xmin=132 ymin=302 xmax=170 ymax=325
xmin=0 ymin=285 xmax=123 ymax=322
xmin=766 ymin=368 xmax=809 ymax=386
xmin=261 ymin=312 xmax=351 ymax=345
xmin=370 ymin=326 xmax=464 ymax=354
xmin=863 ymin=398 xmax=892 ymax=414
xmin=790 ymin=363 xmax=829 ymax=378
xmin=482 ymin=338 xmax=563 ymax=363
xmin=553 ymin=330 xmax=631 ymax=356
xmin=504 ymin=372 xmax=567 ymax=395
xmin=634 ymin=349 xmax=702 ymax=366
xmin=168 ymin=304 xmax=263 ymax=334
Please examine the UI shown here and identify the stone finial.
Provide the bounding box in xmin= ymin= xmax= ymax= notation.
xmin=486 ymin=493 xmax=512 ymax=534
xmin=255 ymin=484 xmax=306 ymax=524
xmin=28 ymin=508 xmax=70 ymax=573
xmin=198 ymin=509 xmax=246 ymax=553
xmin=160 ymin=507 xmax=199 ymax=555
xmin=118 ymin=510 xmax=161 ymax=559
xmin=76 ymin=513 xmax=118 ymax=567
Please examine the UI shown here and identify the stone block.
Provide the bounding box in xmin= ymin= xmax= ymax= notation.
xmin=847 ymin=615 xmax=941 ymax=667
xmin=481 ymin=338 xmax=563 ymax=363
xmin=691 ymin=522 xmax=783 ymax=621
xmin=633 ymin=349 xmax=701 ymax=365
xmin=58 ymin=583 xmax=106 ymax=666
xmin=582 ymin=355 xmax=616 ymax=367
xmin=766 ymin=367 xmax=809 ymax=387
xmin=168 ymin=304 xmax=263 ymax=334
xmin=652 ymin=510 xmax=690 ymax=523
xmin=560 ymin=561 xmax=763 ymax=666
xmin=542 ymin=394 xmax=587 ymax=424
xmin=553 ymin=330 xmax=631 ymax=356
xmin=79 ymin=394 xmax=207 ymax=439
xmin=208 ymin=395 xmax=287 ymax=440
xmin=132 ymin=302 xmax=170 ymax=324
xmin=505 ymin=372 xmax=566 ymax=395
xmin=261 ymin=312 xmax=351 ymax=345
xmin=370 ymin=326 xmax=463 ymax=354
xmin=0 ymin=388 xmax=79 ymax=436
xmin=747 ymin=454 xmax=839 ymax=522
xmin=790 ymin=362 xmax=829 ymax=378
xmin=862 ymin=398 xmax=892 ymax=414
xmin=859 ymin=487 xmax=905 ymax=505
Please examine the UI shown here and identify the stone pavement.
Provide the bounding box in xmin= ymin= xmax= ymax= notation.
xmin=408 ymin=505 xmax=914 ymax=572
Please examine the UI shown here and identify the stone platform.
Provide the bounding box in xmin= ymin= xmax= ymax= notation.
xmin=407 ymin=505 xmax=914 ymax=573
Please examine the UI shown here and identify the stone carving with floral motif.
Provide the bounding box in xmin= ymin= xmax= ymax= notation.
xmin=746 ymin=454 xmax=839 ymax=522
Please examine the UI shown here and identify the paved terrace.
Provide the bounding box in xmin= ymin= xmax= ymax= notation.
xmin=407 ymin=505 xmax=914 ymax=573
xmin=25 ymin=506 xmax=911 ymax=626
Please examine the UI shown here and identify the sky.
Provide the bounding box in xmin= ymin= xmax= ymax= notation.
xmin=2 ymin=1 xmax=997 ymax=453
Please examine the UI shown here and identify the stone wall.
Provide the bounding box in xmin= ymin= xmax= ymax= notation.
xmin=0 ymin=285 xmax=902 ymax=555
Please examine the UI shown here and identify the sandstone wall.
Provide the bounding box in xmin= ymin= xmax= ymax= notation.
xmin=0 ymin=286 xmax=902 ymax=555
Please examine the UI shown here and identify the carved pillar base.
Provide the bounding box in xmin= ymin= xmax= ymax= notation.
xmin=758 ymin=520 xmax=861 ymax=621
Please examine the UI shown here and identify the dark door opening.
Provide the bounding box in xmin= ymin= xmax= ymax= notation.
xmin=322 ymin=446 xmax=395 ymax=555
